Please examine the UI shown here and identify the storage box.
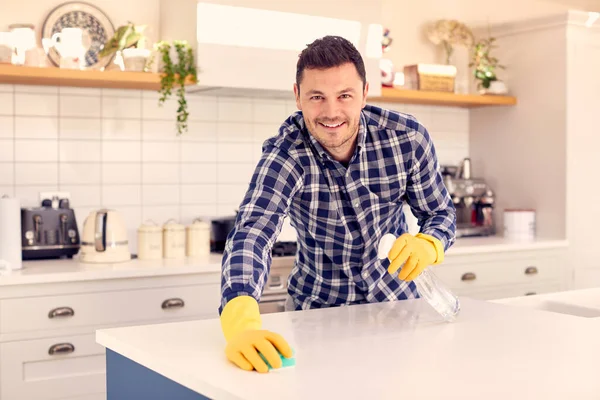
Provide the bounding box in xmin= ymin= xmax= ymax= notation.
xmin=403 ymin=64 xmax=457 ymax=92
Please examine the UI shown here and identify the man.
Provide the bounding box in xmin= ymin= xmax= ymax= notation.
xmin=218 ymin=36 xmax=456 ymax=373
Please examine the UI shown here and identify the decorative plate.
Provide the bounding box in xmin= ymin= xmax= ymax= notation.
xmin=42 ymin=1 xmax=115 ymax=69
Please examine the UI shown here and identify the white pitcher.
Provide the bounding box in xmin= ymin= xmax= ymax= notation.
xmin=50 ymin=27 xmax=86 ymax=69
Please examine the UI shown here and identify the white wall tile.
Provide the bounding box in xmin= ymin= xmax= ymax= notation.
xmin=253 ymin=123 xmax=280 ymax=142
xmin=142 ymin=163 xmax=179 ymax=184
xmin=0 ymin=93 xmax=13 ymax=116
xmin=181 ymin=142 xmax=217 ymax=163
xmin=188 ymin=96 xmax=218 ymax=122
xmin=0 ymin=116 xmax=13 ymax=137
xmin=0 ymin=84 xmax=13 ymax=93
xmin=60 ymin=141 xmax=101 ymax=163
xmin=0 ymin=163 xmax=13 ymax=185
xmin=253 ymin=100 xmax=287 ymax=123
xmin=0 ymin=139 xmax=13 ymax=161
xmin=59 ymin=87 xmax=102 ymax=96
xmin=15 ymin=85 xmax=58 ymax=94
xmin=217 ymin=143 xmax=256 ymax=163
xmin=218 ymin=184 xmax=249 ymax=204
xmin=430 ymin=109 xmax=469 ymax=133
xmin=59 ymin=163 xmax=101 ymax=185
xmin=0 ymin=185 xmax=14 ymax=197
xmin=142 ymin=184 xmax=180 ymax=205
xmin=102 ymin=89 xmax=141 ymax=98
xmin=218 ymin=98 xmax=253 ymax=122
xmin=180 ymin=122 xmax=217 ymax=142
xmin=15 ymin=140 xmax=58 ymax=162
xmin=181 ymin=163 xmax=217 ymax=184
xmin=15 ymin=117 xmax=58 ymax=139
xmin=217 ymin=122 xmax=253 ymax=143
xmin=60 ymin=95 xmax=102 ymax=118
xmin=103 ymin=141 xmax=141 ymax=163
xmin=142 ymin=141 xmax=179 ymax=163
xmin=142 ymin=120 xmax=179 ymax=141
xmin=181 ymin=184 xmax=217 ymax=204
xmin=217 ymin=203 xmax=242 ymax=217
xmin=142 ymin=98 xmax=177 ymax=120
xmin=142 ymin=206 xmax=180 ymax=226
xmin=15 ymin=94 xmax=58 ymax=116
xmin=181 ymin=205 xmax=218 ymax=223
xmin=103 ymin=119 xmax=141 ymax=140
xmin=286 ymin=100 xmax=299 ymax=116
xmin=16 ymin=185 xmax=59 ymax=207
xmin=60 ymin=118 xmax=102 ymax=140
xmin=102 ymin=97 xmax=141 ymax=119
xmin=102 ymin=185 xmax=141 ymax=207
xmin=217 ymin=163 xmax=255 ymax=184
xmin=61 ymin=185 xmax=101 ymax=207
xmin=102 ymin=163 xmax=141 ymax=184
xmin=15 ymin=163 xmax=58 ymax=185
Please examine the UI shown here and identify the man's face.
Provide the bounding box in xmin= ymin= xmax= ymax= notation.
xmin=294 ymin=63 xmax=368 ymax=154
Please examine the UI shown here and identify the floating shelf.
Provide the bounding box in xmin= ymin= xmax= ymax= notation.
xmin=0 ymin=64 xmax=194 ymax=91
xmin=369 ymin=87 xmax=517 ymax=108
xmin=0 ymin=65 xmax=518 ymax=108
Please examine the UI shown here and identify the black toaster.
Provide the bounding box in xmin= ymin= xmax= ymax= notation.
xmin=21 ymin=198 xmax=80 ymax=260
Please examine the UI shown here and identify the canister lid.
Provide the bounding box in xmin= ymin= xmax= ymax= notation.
xmin=139 ymin=220 xmax=162 ymax=233
xmin=188 ymin=217 xmax=210 ymax=231
xmin=163 ymin=218 xmax=185 ymax=231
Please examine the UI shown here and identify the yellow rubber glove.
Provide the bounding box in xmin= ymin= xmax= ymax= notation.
xmin=387 ymin=233 xmax=445 ymax=281
xmin=220 ymin=295 xmax=293 ymax=373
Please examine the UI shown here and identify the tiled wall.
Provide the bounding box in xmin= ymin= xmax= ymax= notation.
xmin=0 ymin=84 xmax=468 ymax=253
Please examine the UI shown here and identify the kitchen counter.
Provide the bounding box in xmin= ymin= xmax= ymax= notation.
xmin=96 ymin=294 xmax=600 ymax=400
xmin=0 ymin=254 xmax=223 ymax=286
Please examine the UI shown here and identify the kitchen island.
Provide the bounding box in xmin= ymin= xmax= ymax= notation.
xmin=96 ymin=293 xmax=600 ymax=400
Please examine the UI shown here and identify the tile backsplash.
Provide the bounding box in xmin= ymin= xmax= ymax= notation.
xmin=0 ymin=84 xmax=468 ymax=253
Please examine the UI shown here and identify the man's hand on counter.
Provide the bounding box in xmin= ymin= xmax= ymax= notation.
xmin=220 ymin=295 xmax=293 ymax=373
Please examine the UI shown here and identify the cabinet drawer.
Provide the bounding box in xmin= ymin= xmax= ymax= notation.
xmin=0 ymin=334 xmax=106 ymax=400
xmin=456 ymin=282 xmax=563 ymax=301
xmin=0 ymin=283 xmax=220 ymax=334
xmin=433 ymin=256 xmax=560 ymax=290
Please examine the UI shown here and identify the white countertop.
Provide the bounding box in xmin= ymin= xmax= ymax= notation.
xmin=0 ymin=236 xmax=567 ymax=286
xmin=96 ymin=294 xmax=600 ymax=400
xmin=0 ymin=254 xmax=223 ymax=286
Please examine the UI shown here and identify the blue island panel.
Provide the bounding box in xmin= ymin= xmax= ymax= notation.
xmin=106 ymin=349 xmax=212 ymax=400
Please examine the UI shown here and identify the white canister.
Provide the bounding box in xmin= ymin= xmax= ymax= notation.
xmin=137 ymin=221 xmax=163 ymax=260
xmin=503 ymin=209 xmax=536 ymax=241
xmin=186 ymin=218 xmax=210 ymax=258
xmin=163 ymin=219 xmax=186 ymax=259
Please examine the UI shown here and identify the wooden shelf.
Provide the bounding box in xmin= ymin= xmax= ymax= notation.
xmin=0 ymin=64 xmax=194 ymax=91
xmin=369 ymin=87 xmax=517 ymax=108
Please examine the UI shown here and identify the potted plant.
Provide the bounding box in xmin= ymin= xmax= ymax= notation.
xmin=154 ymin=40 xmax=198 ymax=135
xmin=98 ymin=22 xmax=150 ymax=72
xmin=469 ymin=33 xmax=507 ymax=95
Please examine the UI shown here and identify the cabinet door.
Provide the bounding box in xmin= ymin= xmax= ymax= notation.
xmin=0 ymin=334 xmax=106 ymax=400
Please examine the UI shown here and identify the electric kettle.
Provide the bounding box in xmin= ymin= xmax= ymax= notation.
xmin=79 ymin=209 xmax=131 ymax=263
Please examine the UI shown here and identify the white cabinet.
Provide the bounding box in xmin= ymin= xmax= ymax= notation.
xmin=0 ymin=269 xmax=221 ymax=400
xmin=438 ymin=248 xmax=567 ymax=300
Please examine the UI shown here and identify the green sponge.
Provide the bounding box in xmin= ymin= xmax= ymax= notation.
xmin=259 ymin=349 xmax=296 ymax=370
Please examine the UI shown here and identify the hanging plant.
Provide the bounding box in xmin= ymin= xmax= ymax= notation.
xmin=155 ymin=40 xmax=198 ymax=135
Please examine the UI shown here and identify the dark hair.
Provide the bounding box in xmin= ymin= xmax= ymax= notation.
xmin=296 ymin=35 xmax=366 ymax=89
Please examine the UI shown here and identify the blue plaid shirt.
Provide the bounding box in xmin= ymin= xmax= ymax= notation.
xmin=219 ymin=104 xmax=456 ymax=313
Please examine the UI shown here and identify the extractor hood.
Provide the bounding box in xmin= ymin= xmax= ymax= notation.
xmin=187 ymin=2 xmax=383 ymax=99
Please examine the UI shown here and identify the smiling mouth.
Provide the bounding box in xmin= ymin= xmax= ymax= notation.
xmin=319 ymin=121 xmax=345 ymax=129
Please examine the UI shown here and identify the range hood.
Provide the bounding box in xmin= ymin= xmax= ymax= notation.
xmin=187 ymin=2 xmax=383 ymax=99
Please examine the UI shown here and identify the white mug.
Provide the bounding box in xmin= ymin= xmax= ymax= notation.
xmin=51 ymin=27 xmax=84 ymax=58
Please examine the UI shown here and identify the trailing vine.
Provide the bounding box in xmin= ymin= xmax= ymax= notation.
xmin=156 ymin=40 xmax=197 ymax=135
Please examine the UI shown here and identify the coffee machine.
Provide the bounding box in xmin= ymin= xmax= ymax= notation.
xmin=442 ymin=158 xmax=495 ymax=238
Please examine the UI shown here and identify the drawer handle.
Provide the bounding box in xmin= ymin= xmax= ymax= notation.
xmin=48 ymin=307 xmax=75 ymax=319
xmin=525 ymin=266 xmax=538 ymax=275
xmin=525 ymin=292 xmax=537 ymax=296
xmin=162 ymin=298 xmax=185 ymax=309
xmin=48 ymin=343 xmax=75 ymax=355
xmin=461 ymin=272 xmax=477 ymax=281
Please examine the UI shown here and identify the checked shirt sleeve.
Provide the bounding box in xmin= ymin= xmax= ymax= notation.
xmin=219 ymin=145 xmax=304 ymax=315
xmin=405 ymin=121 xmax=457 ymax=251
